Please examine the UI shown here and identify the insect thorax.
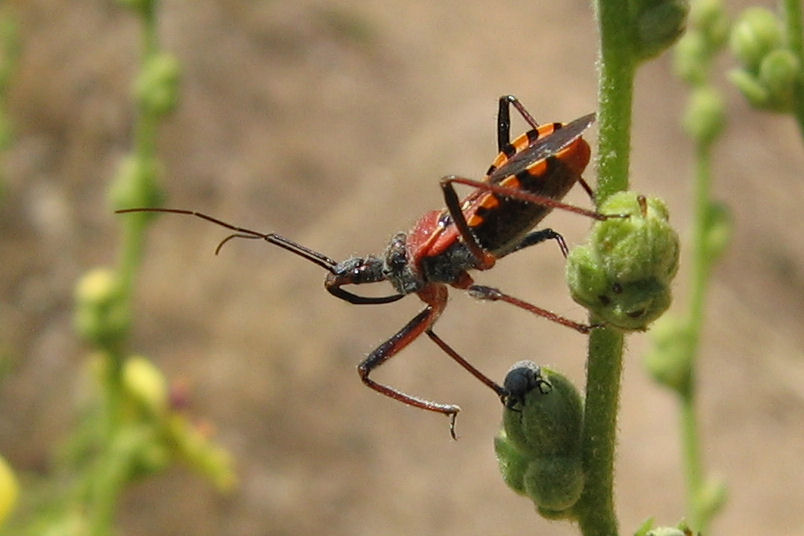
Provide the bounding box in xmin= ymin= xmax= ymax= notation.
xmin=382 ymin=232 xmax=479 ymax=294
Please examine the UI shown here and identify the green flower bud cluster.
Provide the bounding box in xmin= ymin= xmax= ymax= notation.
xmin=673 ymin=0 xmax=729 ymax=145
xmin=674 ymin=0 xmax=729 ymax=84
xmin=90 ymin=353 xmax=237 ymax=490
xmin=566 ymin=192 xmax=680 ymax=331
xmin=643 ymin=314 xmax=694 ymax=392
xmin=74 ymin=268 xmax=130 ymax=349
xmin=123 ymin=355 xmax=169 ymax=416
xmin=167 ymin=414 xmax=238 ymax=492
xmin=135 ymin=53 xmax=180 ymax=118
xmin=682 ymin=86 xmax=725 ymax=146
xmin=729 ymin=7 xmax=801 ymax=112
xmin=495 ymin=363 xmax=584 ymax=518
xmin=108 ymin=154 xmax=164 ymax=213
xmin=632 ymin=0 xmax=690 ymax=61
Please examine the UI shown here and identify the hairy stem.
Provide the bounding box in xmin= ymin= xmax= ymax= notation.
xmin=575 ymin=1 xmax=635 ymax=534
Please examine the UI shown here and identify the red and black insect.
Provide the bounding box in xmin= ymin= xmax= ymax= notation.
xmin=118 ymin=95 xmax=603 ymax=437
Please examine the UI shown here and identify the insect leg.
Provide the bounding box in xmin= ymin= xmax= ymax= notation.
xmin=497 ymin=95 xmax=540 ymax=150
xmin=442 ymin=176 xmax=606 ymax=221
xmin=425 ymin=330 xmax=506 ymax=400
xmin=439 ymin=175 xmax=497 ymax=270
xmin=467 ymin=285 xmax=596 ymax=334
xmin=357 ymin=286 xmax=462 ymax=437
xmin=508 ymin=228 xmax=569 ymax=257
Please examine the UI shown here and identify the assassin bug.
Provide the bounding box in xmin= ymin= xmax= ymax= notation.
xmin=118 ymin=95 xmax=606 ymax=437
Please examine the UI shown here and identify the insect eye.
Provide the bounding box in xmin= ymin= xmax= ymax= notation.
xmin=598 ymin=295 xmax=611 ymax=306
xmin=611 ymin=282 xmax=623 ymax=294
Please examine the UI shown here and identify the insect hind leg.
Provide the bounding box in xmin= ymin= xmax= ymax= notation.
xmin=497 ymin=95 xmax=541 ymax=151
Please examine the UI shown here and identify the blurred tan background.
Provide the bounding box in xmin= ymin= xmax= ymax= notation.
xmin=2 ymin=1 xmax=803 ymax=535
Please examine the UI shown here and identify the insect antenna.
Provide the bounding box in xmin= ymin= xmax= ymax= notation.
xmin=115 ymin=207 xmax=339 ymax=272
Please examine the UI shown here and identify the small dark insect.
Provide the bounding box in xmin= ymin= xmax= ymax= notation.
xmin=501 ymin=361 xmax=552 ymax=411
xmin=118 ymin=95 xmax=605 ymax=438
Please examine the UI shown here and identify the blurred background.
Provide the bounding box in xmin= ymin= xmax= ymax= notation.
xmin=1 ymin=0 xmax=802 ymax=535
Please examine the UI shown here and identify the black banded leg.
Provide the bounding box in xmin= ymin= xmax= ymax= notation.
xmin=509 ymin=228 xmax=569 ymax=257
xmin=467 ymin=285 xmax=597 ymax=334
xmin=497 ymin=96 xmax=597 ymax=205
xmin=357 ymin=304 xmax=462 ymax=438
xmin=497 ymin=95 xmax=540 ymax=151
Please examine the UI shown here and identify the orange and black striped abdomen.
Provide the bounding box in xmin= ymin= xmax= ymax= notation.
xmin=464 ymin=114 xmax=593 ymax=256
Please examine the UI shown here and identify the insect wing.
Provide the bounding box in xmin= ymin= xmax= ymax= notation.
xmin=488 ymin=112 xmax=595 ymax=183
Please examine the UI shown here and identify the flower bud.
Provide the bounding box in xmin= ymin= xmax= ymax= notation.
xmin=74 ymin=268 xmax=129 ymax=347
xmin=634 ymin=0 xmax=690 ymax=61
xmin=523 ymin=455 xmax=585 ymax=514
xmin=728 ymin=68 xmax=770 ymax=107
xmin=643 ymin=315 xmax=693 ymax=392
xmin=730 ymin=8 xmax=783 ymax=71
xmin=566 ymin=192 xmax=680 ymax=331
xmin=690 ymin=0 xmax=729 ymax=49
xmin=496 ymin=364 xmax=584 ymax=515
xmin=108 ymin=154 xmax=164 ymax=212
xmin=168 ymin=415 xmax=237 ymax=491
xmin=683 ymin=86 xmax=726 ymax=145
xmin=674 ymin=32 xmax=709 ymax=85
xmin=758 ymin=49 xmax=799 ymax=112
xmin=135 ymin=53 xmax=180 ymax=117
xmin=123 ymin=355 xmax=168 ymax=416
xmin=501 ymin=364 xmax=583 ymax=458
xmin=695 ymin=476 xmax=728 ymax=522
xmin=703 ymin=200 xmax=732 ymax=261
xmin=494 ymin=431 xmax=529 ymax=495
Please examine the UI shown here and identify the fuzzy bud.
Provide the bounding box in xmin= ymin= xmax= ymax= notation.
xmin=566 ymin=192 xmax=680 ymax=331
xmin=495 ymin=364 xmax=584 ymax=516
xmin=730 ymin=8 xmax=783 ymax=72
xmin=74 ymin=268 xmax=129 ymax=347
xmin=633 ymin=0 xmax=690 ymax=61
xmin=683 ymin=86 xmax=726 ymax=145
xmin=108 ymin=155 xmax=164 ymax=212
xmin=135 ymin=53 xmax=180 ymax=117
xmin=690 ymin=0 xmax=729 ymax=49
xmin=643 ymin=315 xmax=693 ymax=393
xmin=123 ymin=355 xmax=168 ymax=416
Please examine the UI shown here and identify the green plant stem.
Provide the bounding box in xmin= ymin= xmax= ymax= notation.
xmin=594 ymin=0 xmax=635 ymax=203
xmin=86 ymin=426 xmax=151 ymax=536
xmin=680 ymin=392 xmax=704 ymax=529
xmin=575 ymin=1 xmax=636 ymax=535
xmin=781 ymin=0 xmax=804 ymax=136
xmin=577 ymin=328 xmax=624 ymax=536
xmin=680 ymin=143 xmax=714 ymax=532
xmin=118 ymin=0 xmax=160 ymax=312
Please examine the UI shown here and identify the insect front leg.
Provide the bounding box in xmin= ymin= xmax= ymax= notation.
xmin=357 ymin=291 xmax=463 ymax=438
